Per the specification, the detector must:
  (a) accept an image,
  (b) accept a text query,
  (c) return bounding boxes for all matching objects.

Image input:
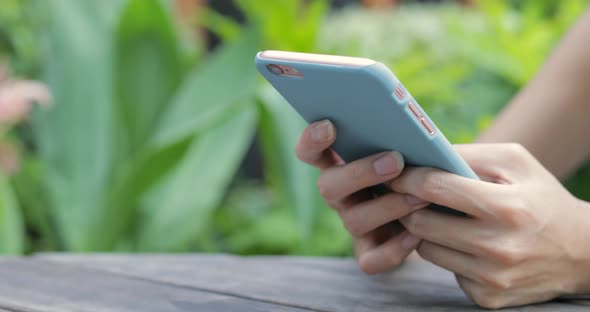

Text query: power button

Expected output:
[393,85,406,101]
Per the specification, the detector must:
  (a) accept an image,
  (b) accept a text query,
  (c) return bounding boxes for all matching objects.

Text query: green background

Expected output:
[0,0,588,255]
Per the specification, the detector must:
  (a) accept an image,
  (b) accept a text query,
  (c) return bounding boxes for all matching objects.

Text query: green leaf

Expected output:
[138,104,258,251]
[258,85,320,239]
[72,0,190,251]
[12,157,57,251]
[197,7,241,41]
[115,0,184,158]
[0,174,23,254]
[152,28,260,148]
[99,138,192,251]
[236,0,328,51]
[34,0,126,250]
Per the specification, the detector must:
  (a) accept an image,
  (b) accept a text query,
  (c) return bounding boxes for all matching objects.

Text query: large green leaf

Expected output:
[0,174,23,254]
[138,104,258,251]
[100,138,193,251]
[115,0,183,158]
[100,27,260,250]
[34,0,126,250]
[75,0,190,251]
[151,28,260,148]
[258,85,320,239]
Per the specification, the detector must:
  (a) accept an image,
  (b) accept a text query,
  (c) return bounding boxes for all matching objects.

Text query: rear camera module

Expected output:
[267,64,284,75]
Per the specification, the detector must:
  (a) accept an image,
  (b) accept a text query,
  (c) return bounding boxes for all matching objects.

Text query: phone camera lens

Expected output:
[267,64,283,75]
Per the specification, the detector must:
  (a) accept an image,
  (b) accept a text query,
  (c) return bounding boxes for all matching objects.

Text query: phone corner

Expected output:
[254,52,264,65]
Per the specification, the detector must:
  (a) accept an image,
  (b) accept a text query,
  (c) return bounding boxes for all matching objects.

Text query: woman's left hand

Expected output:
[390,143,590,309]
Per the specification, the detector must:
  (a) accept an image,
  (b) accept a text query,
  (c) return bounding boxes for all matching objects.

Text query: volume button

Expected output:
[408,101,422,118]
[420,118,436,135]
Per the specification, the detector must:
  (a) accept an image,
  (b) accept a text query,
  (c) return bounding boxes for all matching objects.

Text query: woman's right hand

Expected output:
[295,120,429,274]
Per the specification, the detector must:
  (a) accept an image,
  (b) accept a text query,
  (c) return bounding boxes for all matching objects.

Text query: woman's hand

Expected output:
[391,143,590,309]
[295,120,429,273]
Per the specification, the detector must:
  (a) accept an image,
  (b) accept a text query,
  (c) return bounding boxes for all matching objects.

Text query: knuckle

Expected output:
[402,211,424,234]
[471,293,504,310]
[358,254,378,275]
[347,161,366,181]
[459,281,504,310]
[502,246,527,266]
[317,176,333,200]
[415,241,432,260]
[478,270,513,290]
[421,171,447,199]
[341,215,365,237]
[358,246,405,275]
[353,237,370,258]
[325,199,343,211]
[388,255,404,270]
[358,257,373,275]
[504,143,529,162]
[382,247,404,269]
[498,197,540,229]
[294,141,305,162]
[482,241,526,266]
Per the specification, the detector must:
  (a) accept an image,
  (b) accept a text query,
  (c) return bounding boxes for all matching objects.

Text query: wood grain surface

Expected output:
[33,254,590,312]
[0,258,307,312]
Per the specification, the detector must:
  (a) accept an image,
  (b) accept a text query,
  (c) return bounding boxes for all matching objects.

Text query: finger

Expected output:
[340,192,429,237]
[400,209,491,255]
[455,275,513,309]
[454,143,536,183]
[353,221,403,258]
[326,189,370,211]
[358,230,421,275]
[319,151,404,202]
[390,167,509,219]
[455,275,486,306]
[418,240,487,285]
[295,120,338,169]
[329,149,346,166]
[454,144,506,177]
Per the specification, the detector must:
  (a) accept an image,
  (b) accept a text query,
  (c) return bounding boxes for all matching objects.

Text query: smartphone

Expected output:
[255,50,478,214]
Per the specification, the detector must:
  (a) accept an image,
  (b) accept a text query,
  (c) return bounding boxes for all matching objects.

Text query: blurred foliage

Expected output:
[17,0,260,252]
[0,173,23,254]
[0,0,42,76]
[0,0,587,255]
[453,0,588,87]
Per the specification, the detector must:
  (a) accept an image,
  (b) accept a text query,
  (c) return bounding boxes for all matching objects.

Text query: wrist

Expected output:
[568,198,590,295]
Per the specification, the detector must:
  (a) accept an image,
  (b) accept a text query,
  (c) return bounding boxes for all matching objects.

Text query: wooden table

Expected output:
[0,254,588,311]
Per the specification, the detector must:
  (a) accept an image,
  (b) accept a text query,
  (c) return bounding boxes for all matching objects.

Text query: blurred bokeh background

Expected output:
[0,0,588,255]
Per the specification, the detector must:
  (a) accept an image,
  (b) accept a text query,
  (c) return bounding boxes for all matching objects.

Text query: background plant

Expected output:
[14,0,262,252]
[0,0,587,255]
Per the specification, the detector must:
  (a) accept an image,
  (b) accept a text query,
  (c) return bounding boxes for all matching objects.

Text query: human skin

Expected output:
[294,9,590,309]
[478,9,590,179]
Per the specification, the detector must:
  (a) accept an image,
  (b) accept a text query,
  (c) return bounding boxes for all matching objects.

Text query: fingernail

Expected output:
[373,151,403,176]
[311,120,333,143]
[405,194,429,207]
[401,232,421,250]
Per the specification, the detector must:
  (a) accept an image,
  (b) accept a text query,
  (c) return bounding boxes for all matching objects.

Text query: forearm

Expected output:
[478,9,590,179]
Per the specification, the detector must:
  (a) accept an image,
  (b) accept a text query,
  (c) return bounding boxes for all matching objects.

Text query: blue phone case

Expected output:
[255,51,478,214]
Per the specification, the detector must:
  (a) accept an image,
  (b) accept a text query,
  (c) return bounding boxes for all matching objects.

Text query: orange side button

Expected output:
[420,118,436,135]
[393,85,406,101]
[408,101,422,118]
